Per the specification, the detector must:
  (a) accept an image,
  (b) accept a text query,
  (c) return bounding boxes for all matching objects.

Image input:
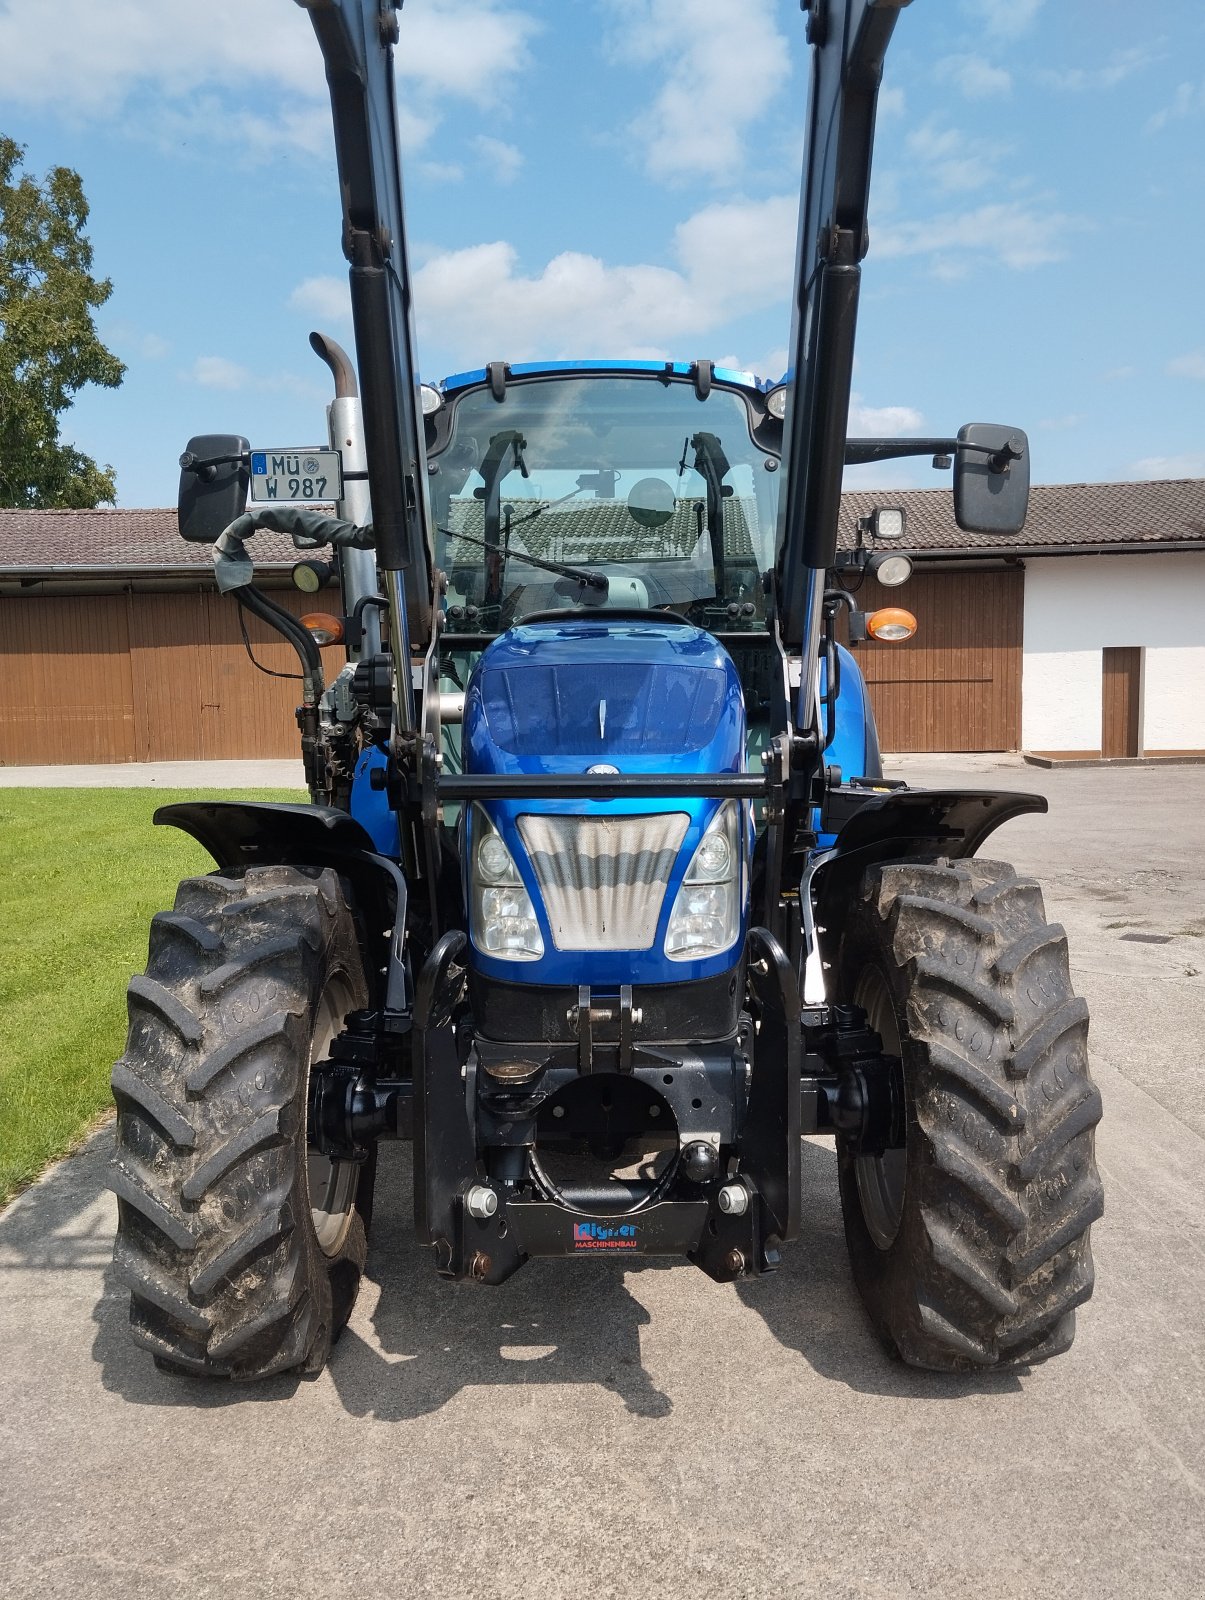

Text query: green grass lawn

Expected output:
[0,788,303,1207]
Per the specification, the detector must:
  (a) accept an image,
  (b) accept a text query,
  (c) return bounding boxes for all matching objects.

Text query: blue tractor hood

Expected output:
[463,617,745,777]
[461,617,749,988]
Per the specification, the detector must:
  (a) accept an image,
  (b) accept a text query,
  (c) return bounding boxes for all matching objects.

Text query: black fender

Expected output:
[810,788,1046,962]
[155,801,410,1017]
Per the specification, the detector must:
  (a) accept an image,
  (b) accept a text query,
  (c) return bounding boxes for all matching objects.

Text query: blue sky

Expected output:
[3,0,1204,506]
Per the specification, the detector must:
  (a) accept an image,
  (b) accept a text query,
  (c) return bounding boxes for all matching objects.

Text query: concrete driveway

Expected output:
[2,757,1202,1599]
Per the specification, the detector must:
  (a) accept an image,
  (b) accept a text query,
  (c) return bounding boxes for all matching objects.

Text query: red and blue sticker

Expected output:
[573,1221,640,1252]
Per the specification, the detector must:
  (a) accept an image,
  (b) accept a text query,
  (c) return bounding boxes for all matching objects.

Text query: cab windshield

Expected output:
[430,375,780,632]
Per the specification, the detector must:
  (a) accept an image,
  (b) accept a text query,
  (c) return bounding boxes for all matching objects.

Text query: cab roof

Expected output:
[437,359,773,397]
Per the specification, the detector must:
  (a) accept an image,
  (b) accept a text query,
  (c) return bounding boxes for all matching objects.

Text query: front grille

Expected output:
[516,813,689,951]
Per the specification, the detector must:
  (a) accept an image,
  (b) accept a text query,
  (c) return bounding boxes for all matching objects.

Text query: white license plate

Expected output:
[249,448,343,502]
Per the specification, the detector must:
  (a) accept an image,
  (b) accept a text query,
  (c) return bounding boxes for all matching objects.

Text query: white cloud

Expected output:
[904,120,1006,194]
[290,277,352,324]
[192,355,252,390]
[1167,351,1205,380]
[962,0,1044,41]
[1129,452,1205,480]
[417,160,466,185]
[1038,413,1086,431]
[0,0,536,154]
[360,194,801,364]
[105,323,170,361]
[878,87,906,119]
[1147,78,1205,133]
[604,0,791,182]
[729,347,789,384]
[413,243,691,358]
[875,200,1075,271]
[189,354,325,403]
[848,397,924,435]
[842,459,933,492]
[398,4,538,99]
[672,195,798,306]
[936,55,1012,99]
[472,136,524,185]
[1039,46,1160,93]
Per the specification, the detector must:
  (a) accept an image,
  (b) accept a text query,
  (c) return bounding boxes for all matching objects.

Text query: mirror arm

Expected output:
[178,448,250,483]
[844,437,959,465]
[844,436,1026,472]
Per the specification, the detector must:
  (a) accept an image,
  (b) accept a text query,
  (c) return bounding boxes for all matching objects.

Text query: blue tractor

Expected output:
[109,0,1102,1379]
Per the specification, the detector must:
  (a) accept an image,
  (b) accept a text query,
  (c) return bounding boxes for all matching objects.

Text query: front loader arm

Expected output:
[777,0,911,653]
[298,0,434,650]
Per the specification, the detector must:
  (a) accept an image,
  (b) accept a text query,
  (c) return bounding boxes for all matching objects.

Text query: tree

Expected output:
[0,137,125,508]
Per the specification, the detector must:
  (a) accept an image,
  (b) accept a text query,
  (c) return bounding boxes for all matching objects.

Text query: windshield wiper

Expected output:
[478,431,528,609]
[690,431,732,598]
[438,524,609,595]
[461,427,610,601]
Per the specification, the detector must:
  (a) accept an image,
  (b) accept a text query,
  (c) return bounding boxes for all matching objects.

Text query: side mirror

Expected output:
[178,434,250,543]
[953,424,1029,536]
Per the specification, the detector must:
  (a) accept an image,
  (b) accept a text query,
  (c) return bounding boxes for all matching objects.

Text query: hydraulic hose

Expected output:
[236,585,323,705]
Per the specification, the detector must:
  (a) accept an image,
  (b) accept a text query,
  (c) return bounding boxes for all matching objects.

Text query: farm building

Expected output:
[1,478,1203,764]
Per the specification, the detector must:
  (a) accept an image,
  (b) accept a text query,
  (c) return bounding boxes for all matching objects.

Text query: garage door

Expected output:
[851,566,1023,753]
[0,593,136,764]
[0,588,343,765]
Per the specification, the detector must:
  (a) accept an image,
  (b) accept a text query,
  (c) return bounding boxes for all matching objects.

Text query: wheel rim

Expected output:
[306,975,360,1256]
[853,965,907,1251]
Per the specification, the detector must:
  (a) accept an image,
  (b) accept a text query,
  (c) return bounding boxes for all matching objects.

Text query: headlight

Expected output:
[665,801,741,961]
[471,806,544,961]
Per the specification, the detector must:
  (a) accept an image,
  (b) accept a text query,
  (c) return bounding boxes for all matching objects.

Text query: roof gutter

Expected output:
[907,540,1205,562]
[0,563,292,580]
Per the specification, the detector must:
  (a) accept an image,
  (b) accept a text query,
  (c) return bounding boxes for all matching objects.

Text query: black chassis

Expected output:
[157,783,1044,1285]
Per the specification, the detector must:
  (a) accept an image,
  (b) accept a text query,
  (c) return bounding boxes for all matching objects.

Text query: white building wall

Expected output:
[1143,648,1205,749]
[1022,553,1205,752]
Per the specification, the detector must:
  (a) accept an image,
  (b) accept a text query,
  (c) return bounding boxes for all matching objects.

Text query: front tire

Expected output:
[836,858,1104,1371]
[109,864,372,1379]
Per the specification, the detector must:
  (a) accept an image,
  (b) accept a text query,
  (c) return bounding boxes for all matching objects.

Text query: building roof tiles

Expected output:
[2,477,1202,573]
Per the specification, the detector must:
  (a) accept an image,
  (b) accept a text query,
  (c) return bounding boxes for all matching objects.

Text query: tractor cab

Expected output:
[425,364,780,1015]
[426,362,782,633]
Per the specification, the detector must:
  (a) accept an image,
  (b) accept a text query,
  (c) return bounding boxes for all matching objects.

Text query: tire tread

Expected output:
[837,855,1103,1372]
[109,866,369,1381]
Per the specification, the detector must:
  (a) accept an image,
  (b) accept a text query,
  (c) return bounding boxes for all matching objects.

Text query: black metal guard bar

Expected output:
[437,632,781,651]
[438,773,769,800]
[777,0,908,641]
[301,0,435,647]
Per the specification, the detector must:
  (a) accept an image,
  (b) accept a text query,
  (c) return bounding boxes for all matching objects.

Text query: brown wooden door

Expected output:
[0,594,136,764]
[849,567,1023,752]
[1102,647,1142,758]
[1,587,344,765]
[133,588,344,760]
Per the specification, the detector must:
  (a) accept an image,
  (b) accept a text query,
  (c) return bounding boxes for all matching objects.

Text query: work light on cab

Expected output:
[866,552,913,587]
[765,385,789,420]
[292,558,334,594]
